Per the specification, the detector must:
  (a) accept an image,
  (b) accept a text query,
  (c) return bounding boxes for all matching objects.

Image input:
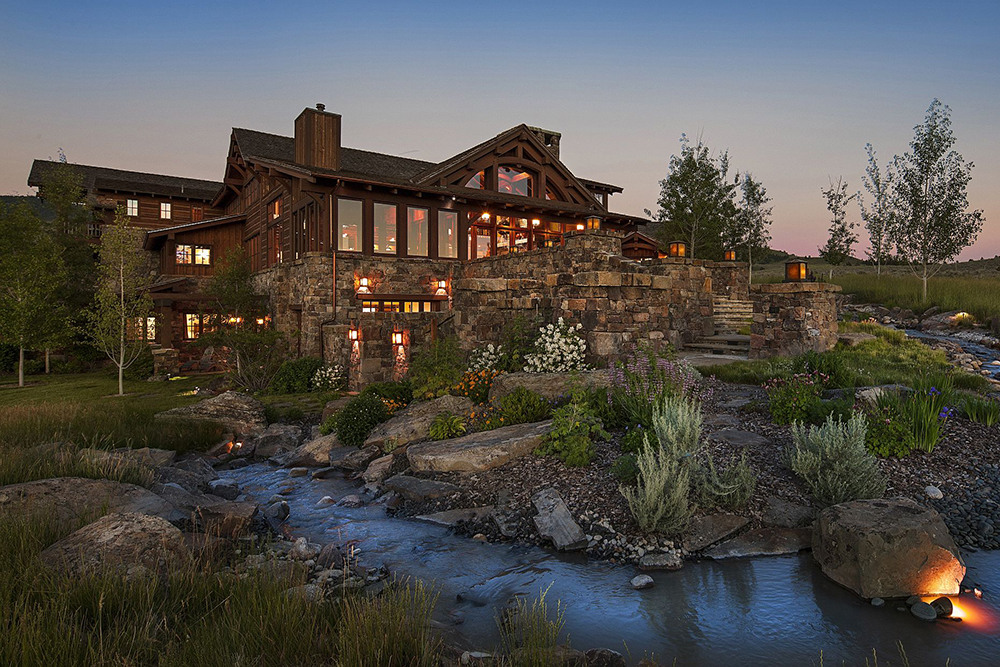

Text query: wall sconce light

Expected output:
[435,280,448,296]
[784,259,809,282]
[668,241,687,258]
[391,329,404,346]
[481,212,490,220]
[724,250,736,261]
[576,223,585,231]
[585,215,602,230]
[531,219,541,227]
[348,325,359,341]
[357,277,371,294]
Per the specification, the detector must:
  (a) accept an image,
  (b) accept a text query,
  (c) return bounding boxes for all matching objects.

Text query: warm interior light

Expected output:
[481,212,490,220]
[435,280,447,296]
[576,223,585,231]
[724,250,736,261]
[669,241,687,258]
[531,219,540,227]
[785,261,808,282]
[348,327,359,341]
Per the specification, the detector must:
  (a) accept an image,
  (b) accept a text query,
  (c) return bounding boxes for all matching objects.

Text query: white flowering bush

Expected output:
[469,343,504,372]
[523,318,588,373]
[312,363,348,391]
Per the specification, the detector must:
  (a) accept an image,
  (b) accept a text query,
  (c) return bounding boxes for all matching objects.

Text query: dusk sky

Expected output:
[2,0,997,259]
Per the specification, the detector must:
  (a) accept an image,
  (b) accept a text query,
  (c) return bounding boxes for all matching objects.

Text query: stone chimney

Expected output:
[295,105,341,170]
[528,126,561,160]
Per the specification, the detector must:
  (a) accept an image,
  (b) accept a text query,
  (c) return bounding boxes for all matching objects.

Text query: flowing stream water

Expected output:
[227,465,1000,666]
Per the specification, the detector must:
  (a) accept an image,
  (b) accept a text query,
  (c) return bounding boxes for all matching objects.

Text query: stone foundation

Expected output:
[749,282,841,358]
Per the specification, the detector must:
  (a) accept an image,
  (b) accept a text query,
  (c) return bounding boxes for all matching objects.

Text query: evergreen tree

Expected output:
[0,203,68,386]
[858,144,897,277]
[818,177,858,277]
[86,206,154,396]
[646,134,738,259]
[723,173,772,284]
[890,100,984,301]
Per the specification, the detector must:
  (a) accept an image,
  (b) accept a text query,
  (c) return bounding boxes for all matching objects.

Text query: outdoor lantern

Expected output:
[391,329,404,346]
[668,241,687,258]
[585,215,602,230]
[785,259,809,282]
[435,280,448,296]
[576,223,585,231]
[724,250,736,261]
[348,326,359,341]
[357,277,371,294]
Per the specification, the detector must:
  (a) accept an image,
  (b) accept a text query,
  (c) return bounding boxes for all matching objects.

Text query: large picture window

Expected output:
[438,210,458,258]
[185,314,201,339]
[374,203,397,255]
[498,167,532,197]
[337,198,362,251]
[407,207,428,257]
[469,225,491,259]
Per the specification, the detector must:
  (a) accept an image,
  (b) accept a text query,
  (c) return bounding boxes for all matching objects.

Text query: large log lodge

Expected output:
[29,106,743,382]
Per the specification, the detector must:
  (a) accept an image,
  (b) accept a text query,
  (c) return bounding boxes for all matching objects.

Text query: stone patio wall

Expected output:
[749,282,842,358]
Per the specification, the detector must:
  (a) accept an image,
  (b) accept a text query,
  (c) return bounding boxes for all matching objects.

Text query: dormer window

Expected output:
[498,167,532,197]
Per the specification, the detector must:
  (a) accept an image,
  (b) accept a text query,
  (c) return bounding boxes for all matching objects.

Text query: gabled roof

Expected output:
[28,160,222,201]
[143,213,246,250]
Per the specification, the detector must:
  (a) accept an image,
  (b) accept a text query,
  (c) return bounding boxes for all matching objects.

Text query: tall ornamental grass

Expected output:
[833,273,1000,323]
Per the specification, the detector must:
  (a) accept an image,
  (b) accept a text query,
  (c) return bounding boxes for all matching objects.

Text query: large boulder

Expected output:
[335,445,383,471]
[279,433,340,467]
[244,423,304,459]
[196,501,258,538]
[40,512,189,578]
[155,391,267,437]
[0,477,174,529]
[812,498,966,598]
[365,395,474,450]
[488,371,609,404]
[407,421,552,473]
[532,488,586,551]
[383,475,460,502]
[682,514,750,552]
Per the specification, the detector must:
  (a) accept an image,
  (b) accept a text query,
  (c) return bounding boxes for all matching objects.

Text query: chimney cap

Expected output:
[316,103,326,111]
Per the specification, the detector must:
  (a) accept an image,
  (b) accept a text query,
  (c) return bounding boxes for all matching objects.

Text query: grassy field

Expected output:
[0,372,225,453]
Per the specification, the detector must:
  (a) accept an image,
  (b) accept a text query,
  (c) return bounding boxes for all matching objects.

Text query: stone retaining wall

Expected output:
[749,282,841,358]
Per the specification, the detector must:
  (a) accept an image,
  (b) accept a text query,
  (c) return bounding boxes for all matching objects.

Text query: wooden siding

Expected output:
[159,222,245,276]
[97,192,223,231]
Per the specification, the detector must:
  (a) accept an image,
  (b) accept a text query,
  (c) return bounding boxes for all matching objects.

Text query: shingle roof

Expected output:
[28,160,222,201]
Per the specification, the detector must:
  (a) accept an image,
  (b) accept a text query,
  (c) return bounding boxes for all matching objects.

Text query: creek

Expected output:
[226,464,1000,666]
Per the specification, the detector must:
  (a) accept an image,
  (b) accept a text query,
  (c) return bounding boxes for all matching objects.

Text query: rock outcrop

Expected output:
[281,433,341,467]
[0,477,174,529]
[812,498,966,598]
[407,420,552,473]
[365,395,474,450]
[155,391,267,436]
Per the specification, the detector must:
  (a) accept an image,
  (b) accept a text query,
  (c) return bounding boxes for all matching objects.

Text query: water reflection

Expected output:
[228,465,1000,666]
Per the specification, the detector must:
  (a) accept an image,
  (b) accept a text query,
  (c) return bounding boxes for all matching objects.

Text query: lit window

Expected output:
[337,198,363,252]
[407,207,428,257]
[176,244,192,265]
[465,170,485,189]
[498,167,532,197]
[469,225,492,259]
[192,207,203,222]
[374,203,397,255]
[514,230,529,251]
[185,314,200,339]
[269,198,281,220]
[272,226,283,264]
[438,210,458,258]
[194,246,211,265]
[160,202,172,219]
[497,229,511,255]
[146,316,157,341]
[127,199,139,217]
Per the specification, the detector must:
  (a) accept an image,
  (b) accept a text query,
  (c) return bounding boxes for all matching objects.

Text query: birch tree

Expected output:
[723,173,772,283]
[891,100,984,301]
[818,177,858,278]
[858,144,896,277]
[86,206,154,396]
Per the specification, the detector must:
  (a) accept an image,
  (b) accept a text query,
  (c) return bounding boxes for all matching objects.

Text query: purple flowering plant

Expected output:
[607,344,714,427]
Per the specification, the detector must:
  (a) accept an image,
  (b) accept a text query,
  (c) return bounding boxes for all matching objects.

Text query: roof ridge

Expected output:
[30,159,222,187]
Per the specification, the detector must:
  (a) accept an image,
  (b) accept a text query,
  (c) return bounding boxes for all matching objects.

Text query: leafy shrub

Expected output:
[264,404,305,424]
[764,371,828,425]
[498,314,544,372]
[619,425,651,455]
[863,392,915,457]
[805,396,856,426]
[786,414,886,506]
[651,394,703,456]
[523,318,588,373]
[123,345,154,380]
[498,387,552,426]
[611,453,640,485]
[468,343,504,372]
[620,443,693,536]
[695,453,756,511]
[321,392,390,447]
[311,363,347,391]
[793,350,851,388]
[429,412,467,440]
[608,344,712,427]
[269,356,324,394]
[535,395,608,467]
[467,404,506,431]
[361,380,413,406]
[961,395,1000,426]
[408,337,465,399]
[452,369,501,404]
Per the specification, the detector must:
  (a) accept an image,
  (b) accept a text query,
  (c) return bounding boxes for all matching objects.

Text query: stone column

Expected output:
[749,282,841,359]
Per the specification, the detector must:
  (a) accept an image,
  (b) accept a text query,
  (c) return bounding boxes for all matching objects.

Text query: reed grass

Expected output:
[833,273,1000,323]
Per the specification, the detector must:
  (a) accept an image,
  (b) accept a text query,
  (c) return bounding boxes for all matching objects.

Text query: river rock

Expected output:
[407,420,552,473]
[682,513,750,552]
[0,477,174,529]
[630,574,654,590]
[264,500,290,523]
[584,648,627,667]
[532,488,587,551]
[416,506,495,527]
[930,596,954,618]
[336,445,383,471]
[383,475,460,502]
[855,385,911,406]
[812,498,966,598]
[361,454,395,485]
[488,370,609,404]
[40,512,188,578]
[762,496,815,529]
[707,429,770,448]
[638,552,683,570]
[703,527,812,559]
[207,478,240,500]
[925,485,944,500]
[910,601,938,622]
[153,465,213,494]
[703,414,741,428]
[282,433,341,467]
[155,391,267,437]
[152,483,223,516]
[365,395,474,451]
[246,423,304,459]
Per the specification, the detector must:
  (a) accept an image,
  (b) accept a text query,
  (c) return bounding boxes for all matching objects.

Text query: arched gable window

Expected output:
[498,166,533,197]
[464,170,485,189]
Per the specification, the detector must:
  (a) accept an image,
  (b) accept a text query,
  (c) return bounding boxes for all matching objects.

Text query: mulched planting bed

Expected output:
[387,381,1000,561]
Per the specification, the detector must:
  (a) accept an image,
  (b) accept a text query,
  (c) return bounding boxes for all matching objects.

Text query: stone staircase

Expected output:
[685,297,753,356]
